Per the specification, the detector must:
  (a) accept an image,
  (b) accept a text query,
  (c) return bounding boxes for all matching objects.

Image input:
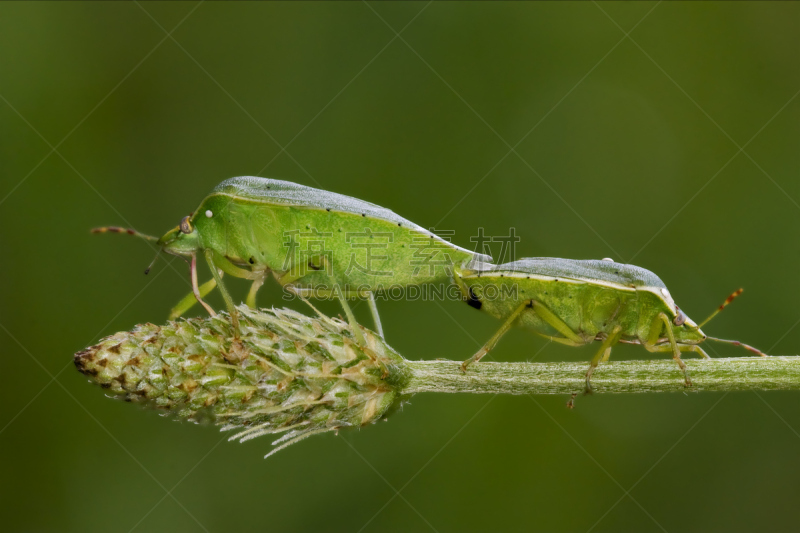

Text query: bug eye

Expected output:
[179,216,193,234]
[673,307,686,326]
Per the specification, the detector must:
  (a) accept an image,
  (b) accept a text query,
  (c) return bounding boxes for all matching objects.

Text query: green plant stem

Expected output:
[403,357,800,395]
[76,307,800,457]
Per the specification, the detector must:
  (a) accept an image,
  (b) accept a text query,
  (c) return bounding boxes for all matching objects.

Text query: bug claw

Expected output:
[567,392,578,409]
[583,365,597,395]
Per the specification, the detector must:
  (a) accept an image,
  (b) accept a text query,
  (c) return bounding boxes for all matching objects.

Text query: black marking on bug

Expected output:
[467,288,482,310]
[361,213,366,217]
[248,257,255,265]
[326,208,331,212]
[308,261,322,271]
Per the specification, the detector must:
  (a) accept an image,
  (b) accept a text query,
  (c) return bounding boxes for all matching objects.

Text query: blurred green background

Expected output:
[2,2,800,531]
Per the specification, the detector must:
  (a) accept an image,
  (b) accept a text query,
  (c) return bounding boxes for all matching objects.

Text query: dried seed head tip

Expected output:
[74,306,410,457]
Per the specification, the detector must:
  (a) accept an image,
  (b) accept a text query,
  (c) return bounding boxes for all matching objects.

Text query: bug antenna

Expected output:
[144,251,160,275]
[91,226,159,242]
[696,288,744,329]
[705,336,767,357]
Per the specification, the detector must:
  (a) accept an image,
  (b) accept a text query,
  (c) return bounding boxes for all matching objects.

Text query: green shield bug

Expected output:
[93,176,490,342]
[454,257,766,390]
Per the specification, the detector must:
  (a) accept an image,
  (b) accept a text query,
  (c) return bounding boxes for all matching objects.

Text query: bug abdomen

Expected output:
[581,286,639,339]
[276,208,476,290]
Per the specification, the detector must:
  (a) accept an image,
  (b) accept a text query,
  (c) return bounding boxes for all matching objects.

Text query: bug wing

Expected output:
[214,177,491,263]
[489,258,667,289]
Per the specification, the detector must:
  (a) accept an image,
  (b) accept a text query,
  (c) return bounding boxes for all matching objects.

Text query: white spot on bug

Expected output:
[205,210,213,218]
[602,258,613,262]
[661,288,671,299]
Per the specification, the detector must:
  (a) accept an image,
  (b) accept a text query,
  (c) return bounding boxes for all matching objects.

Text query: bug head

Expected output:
[672,306,706,344]
[92,216,202,274]
[157,215,201,257]
[654,287,706,343]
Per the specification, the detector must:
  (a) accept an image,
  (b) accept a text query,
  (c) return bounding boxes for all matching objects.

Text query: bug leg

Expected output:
[689,345,711,359]
[600,346,613,363]
[644,312,691,387]
[314,255,375,347]
[333,286,389,377]
[645,344,709,379]
[529,301,585,344]
[334,284,367,346]
[462,299,585,372]
[461,301,530,372]
[204,249,240,338]
[206,248,262,280]
[276,269,304,286]
[366,292,384,338]
[294,293,340,328]
[584,326,623,394]
[170,277,218,320]
[661,312,690,386]
[176,249,263,318]
[246,277,266,309]
[566,392,578,409]
[681,345,710,359]
[277,256,378,349]
[541,335,585,347]
[191,254,217,317]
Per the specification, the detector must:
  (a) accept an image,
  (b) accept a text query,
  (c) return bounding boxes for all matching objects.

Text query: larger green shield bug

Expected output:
[454,257,766,391]
[93,176,490,342]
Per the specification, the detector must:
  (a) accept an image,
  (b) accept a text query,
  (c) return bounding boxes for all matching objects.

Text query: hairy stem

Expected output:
[404,357,800,395]
[76,306,800,457]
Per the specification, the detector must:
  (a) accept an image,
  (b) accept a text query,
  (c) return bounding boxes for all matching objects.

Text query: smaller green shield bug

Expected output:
[93,177,490,343]
[454,257,766,390]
